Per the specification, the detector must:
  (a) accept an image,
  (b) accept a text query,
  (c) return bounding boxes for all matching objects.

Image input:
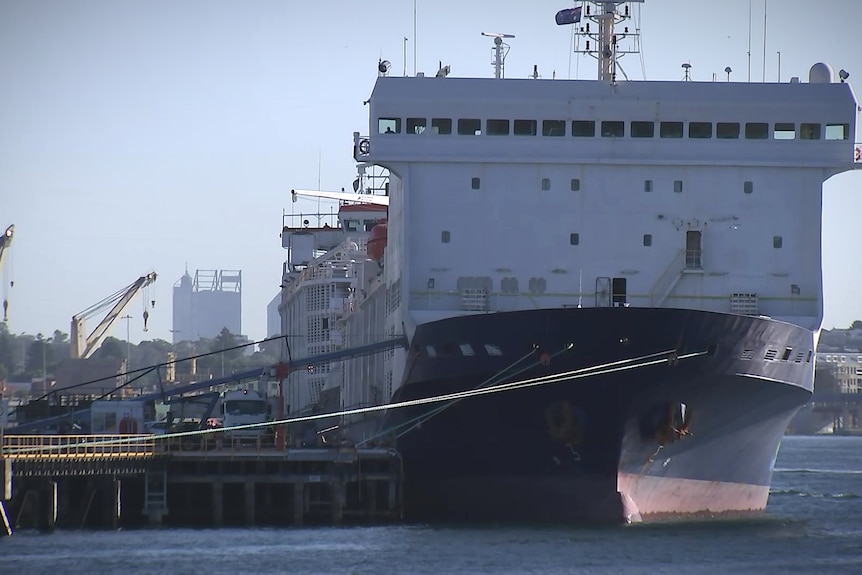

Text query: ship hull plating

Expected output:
[382,307,813,523]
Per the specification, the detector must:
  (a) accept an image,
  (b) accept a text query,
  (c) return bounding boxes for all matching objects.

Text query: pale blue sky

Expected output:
[1,0,860,346]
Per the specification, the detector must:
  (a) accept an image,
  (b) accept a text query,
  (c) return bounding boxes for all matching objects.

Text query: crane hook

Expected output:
[143,309,149,332]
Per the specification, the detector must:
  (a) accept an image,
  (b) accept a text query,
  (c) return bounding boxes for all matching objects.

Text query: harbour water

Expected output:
[2,435,861,574]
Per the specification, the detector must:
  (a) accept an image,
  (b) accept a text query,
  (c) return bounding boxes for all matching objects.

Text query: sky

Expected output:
[1,0,860,346]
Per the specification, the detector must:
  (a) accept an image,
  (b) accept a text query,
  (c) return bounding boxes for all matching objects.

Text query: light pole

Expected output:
[41,336,50,391]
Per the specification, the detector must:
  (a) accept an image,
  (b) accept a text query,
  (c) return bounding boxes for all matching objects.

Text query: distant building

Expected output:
[816,352,862,394]
[267,292,281,338]
[172,269,242,343]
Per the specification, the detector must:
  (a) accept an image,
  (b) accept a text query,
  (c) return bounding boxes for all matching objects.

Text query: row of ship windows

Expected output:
[378,118,851,141]
[440,230,783,248]
[822,355,862,364]
[470,177,758,193]
[421,343,818,362]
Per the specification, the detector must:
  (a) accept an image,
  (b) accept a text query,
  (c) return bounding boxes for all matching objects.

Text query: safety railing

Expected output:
[2,434,156,460]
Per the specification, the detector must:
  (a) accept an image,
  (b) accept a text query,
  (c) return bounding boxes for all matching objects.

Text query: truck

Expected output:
[221,389,271,442]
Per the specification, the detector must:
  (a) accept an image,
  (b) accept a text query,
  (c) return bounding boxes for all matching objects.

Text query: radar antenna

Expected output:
[572,1,644,83]
[481,32,514,79]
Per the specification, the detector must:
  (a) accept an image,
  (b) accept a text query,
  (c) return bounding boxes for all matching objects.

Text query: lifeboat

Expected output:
[367,220,388,261]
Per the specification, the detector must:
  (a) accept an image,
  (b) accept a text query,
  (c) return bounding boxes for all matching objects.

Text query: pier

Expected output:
[0,434,403,535]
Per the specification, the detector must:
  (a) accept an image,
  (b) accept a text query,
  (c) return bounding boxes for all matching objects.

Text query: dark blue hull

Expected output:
[382,307,813,522]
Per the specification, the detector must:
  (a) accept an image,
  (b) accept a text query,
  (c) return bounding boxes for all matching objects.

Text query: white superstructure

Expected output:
[281,1,860,423]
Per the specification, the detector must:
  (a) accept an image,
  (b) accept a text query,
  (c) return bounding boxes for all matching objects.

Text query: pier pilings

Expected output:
[1,436,402,531]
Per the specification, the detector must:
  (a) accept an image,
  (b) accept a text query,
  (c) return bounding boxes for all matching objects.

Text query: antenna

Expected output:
[682,62,692,82]
[571,1,644,83]
[378,59,391,77]
[762,0,767,82]
[481,32,514,79]
[747,0,752,82]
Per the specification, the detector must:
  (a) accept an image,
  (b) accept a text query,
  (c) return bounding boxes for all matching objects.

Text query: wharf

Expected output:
[0,434,403,534]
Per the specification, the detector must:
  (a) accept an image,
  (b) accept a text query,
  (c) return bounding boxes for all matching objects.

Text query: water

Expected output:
[2,435,861,574]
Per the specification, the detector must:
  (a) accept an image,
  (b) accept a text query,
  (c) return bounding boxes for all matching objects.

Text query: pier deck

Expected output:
[1,434,403,534]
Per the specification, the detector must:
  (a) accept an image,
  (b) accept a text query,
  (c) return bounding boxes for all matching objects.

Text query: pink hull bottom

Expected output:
[618,472,770,522]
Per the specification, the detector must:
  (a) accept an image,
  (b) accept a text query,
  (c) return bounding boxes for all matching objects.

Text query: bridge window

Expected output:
[541,178,551,191]
[378,118,401,134]
[431,118,452,134]
[689,122,713,139]
[601,121,625,137]
[441,230,451,243]
[660,122,684,138]
[471,177,480,189]
[458,118,482,135]
[773,235,783,248]
[571,178,581,191]
[800,123,821,140]
[774,123,796,140]
[717,122,740,139]
[543,120,566,136]
[631,121,655,138]
[644,179,653,192]
[514,119,537,136]
[407,118,427,134]
[674,180,683,193]
[570,233,580,245]
[572,120,595,137]
[745,122,769,139]
[643,234,652,246]
[487,119,510,135]
[744,181,754,194]
[826,123,849,140]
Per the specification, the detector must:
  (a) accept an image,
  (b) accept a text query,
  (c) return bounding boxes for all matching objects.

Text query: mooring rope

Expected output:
[356,344,556,447]
[4,348,708,455]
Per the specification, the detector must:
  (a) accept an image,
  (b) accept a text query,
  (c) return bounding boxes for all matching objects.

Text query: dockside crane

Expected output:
[71,272,157,359]
[0,225,13,321]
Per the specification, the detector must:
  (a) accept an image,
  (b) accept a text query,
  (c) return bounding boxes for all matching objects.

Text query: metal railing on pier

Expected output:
[2,434,156,460]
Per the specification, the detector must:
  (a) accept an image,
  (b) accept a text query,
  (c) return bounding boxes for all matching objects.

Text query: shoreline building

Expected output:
[172,269,242,343]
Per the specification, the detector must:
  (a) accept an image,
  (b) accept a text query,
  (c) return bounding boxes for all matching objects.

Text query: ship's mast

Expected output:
[481,32,515,79]
[573,1,643,83]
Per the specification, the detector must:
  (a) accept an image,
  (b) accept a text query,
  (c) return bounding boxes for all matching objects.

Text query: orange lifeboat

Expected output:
[367,220,388,261]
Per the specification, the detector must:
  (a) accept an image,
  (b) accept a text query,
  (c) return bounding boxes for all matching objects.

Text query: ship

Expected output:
[278,1,861,522]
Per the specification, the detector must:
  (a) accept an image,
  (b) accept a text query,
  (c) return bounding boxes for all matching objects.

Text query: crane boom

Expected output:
[291,189,389,206]
[0,225,13,274]
[0,225,13,322]
[71,272,157,359]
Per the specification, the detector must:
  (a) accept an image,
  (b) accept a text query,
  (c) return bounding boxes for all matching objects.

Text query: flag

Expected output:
[555,6,582,25]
